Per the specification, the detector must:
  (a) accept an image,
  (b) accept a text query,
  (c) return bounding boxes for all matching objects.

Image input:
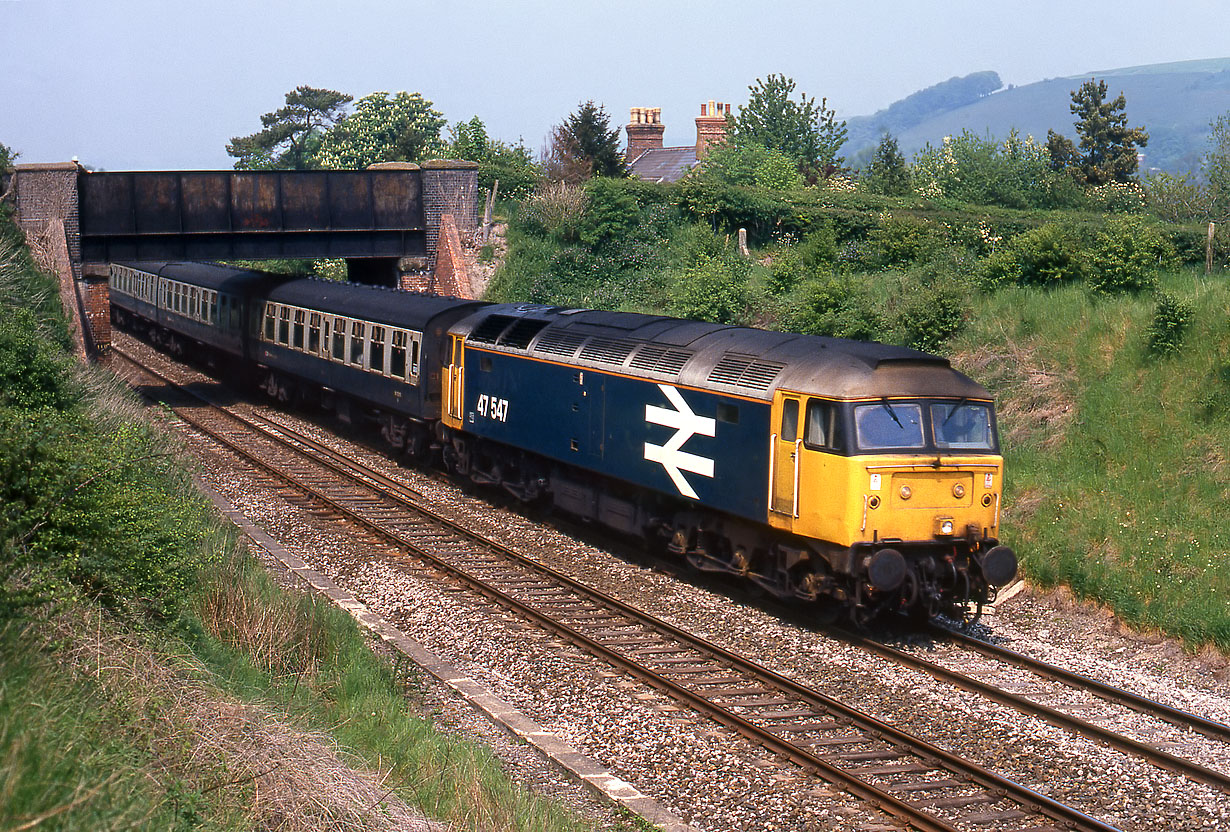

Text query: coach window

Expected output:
[781,398,799,443]
[278,306,291,345]
[190,288,199,319]
[390,330,407,379]
[263,303,276,340]
[293,309,306,350]
[308,313,321,353]
[332,317,347,361]
[349,320,365,366]
[370,325,386,373]
[410,336,421,379]
[804,399,844,452]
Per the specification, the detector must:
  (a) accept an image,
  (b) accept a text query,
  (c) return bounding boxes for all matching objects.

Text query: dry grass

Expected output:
[55,606,451,832]
[952,339,1074,451]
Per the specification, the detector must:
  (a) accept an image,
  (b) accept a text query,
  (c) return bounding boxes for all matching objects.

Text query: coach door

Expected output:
[770,393,802,522]
[444,334,464,425]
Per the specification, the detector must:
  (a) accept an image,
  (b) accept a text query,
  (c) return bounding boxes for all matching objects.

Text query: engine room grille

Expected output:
[708,353,785,390]
[628,344,693,375]
[533,329,588,358]
[468,314,515,344]
[498,318,550,350]
[579,337,637,365]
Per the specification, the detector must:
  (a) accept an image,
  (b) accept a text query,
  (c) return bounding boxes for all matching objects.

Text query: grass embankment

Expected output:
[0,218,617,829]
[955,269,1230,649]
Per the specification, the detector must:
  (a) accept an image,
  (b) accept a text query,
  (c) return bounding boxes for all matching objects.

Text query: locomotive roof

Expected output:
[453,304,990,401]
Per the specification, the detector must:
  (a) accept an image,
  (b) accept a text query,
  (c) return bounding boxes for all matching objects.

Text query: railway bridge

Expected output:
[10,160,480,356]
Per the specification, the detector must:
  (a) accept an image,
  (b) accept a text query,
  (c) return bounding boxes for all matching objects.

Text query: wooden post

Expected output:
[1208,222,1216,274]
[482,179,499,244]
[737,227,750,257]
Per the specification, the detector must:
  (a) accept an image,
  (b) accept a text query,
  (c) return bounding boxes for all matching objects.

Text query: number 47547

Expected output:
[476,393,509,422]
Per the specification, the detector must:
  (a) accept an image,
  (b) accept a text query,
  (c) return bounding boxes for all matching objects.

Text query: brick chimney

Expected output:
[625,107,665,160]
[695,100,730,159]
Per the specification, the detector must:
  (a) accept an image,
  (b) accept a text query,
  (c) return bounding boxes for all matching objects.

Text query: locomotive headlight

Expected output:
[952,483,966,499]
[934,516,955,536]
[900,485,912,500]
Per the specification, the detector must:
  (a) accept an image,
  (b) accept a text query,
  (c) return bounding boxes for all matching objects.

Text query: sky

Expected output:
[2,0,1229,170]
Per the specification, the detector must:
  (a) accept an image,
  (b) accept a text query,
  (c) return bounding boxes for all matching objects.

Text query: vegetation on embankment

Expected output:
[487,176,1230,651]
[0,216,617,830]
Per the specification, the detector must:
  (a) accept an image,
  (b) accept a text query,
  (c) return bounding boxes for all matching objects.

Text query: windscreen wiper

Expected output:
[942,397,968,426]
[880,397,904,429]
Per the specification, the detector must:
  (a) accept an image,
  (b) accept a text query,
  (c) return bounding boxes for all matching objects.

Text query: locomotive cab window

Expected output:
[804,399,844,452]
[932,402,995,451]
[781,398,799,442]
[854,401,924,451]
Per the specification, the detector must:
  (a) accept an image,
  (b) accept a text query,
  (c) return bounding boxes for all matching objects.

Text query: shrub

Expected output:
[577,177,640,248]
[862,214,943,269]
[517,181,587,241]
[980,222,1085,288]
[1086,215,1177,295]
[787,274,885,340]
[668,254,751,325]
[1145,291,1194,356]
[894,276,970,353]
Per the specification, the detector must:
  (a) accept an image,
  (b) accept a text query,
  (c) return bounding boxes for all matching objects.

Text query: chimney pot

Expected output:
[626,105,666,160]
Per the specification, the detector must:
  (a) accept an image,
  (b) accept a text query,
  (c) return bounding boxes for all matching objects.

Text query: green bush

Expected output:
[894,276,970,353]
[667,254,752,325]
[981,222,1085,288]
[787,274,885,340]
[767,224,837,295]
[1086,215,1177,294]
[861,214,944,269]
[1145,291,1194,356]
[577,177,640,248]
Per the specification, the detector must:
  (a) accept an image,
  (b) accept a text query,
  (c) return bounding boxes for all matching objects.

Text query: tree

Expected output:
[543,101,626,183]
[733,74,848,180]
[1206,112,1230,221]
[864,133,910,196]
[1045,78,1148,186]
[448,116,541,199]
[227,86,352,170]
[314,91,447,169]
[696,141,803,190]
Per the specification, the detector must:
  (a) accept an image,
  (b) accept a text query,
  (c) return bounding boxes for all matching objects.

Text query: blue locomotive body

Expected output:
[460,345,771,523]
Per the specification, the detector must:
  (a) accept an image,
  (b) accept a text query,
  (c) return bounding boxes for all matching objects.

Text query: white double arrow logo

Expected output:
[644,384,716,500]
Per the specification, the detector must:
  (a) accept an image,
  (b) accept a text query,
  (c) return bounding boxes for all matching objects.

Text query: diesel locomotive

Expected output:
[109,260,1017,623]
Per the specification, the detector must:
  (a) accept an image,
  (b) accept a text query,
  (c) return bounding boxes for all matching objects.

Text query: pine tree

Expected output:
[1045,78,1148,186]
[865,133,911,196]
[227,86,352,170]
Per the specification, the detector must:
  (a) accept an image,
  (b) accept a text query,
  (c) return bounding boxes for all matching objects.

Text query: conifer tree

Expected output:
[1045,78,1148,186]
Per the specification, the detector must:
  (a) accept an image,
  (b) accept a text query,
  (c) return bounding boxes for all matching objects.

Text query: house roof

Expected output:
[628,146,698,183]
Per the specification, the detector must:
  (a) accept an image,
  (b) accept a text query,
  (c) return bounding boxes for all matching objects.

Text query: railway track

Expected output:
[111,341,1225,831]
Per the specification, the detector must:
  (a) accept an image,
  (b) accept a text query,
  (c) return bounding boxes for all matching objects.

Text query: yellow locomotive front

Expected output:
[767,380,1016,622]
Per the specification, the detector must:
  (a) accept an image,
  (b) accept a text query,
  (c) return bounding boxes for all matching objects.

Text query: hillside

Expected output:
[845,57,1230,174]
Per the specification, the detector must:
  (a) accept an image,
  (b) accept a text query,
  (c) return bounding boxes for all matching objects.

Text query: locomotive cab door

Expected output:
[770,394,802,525]
[443,334,464,427]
